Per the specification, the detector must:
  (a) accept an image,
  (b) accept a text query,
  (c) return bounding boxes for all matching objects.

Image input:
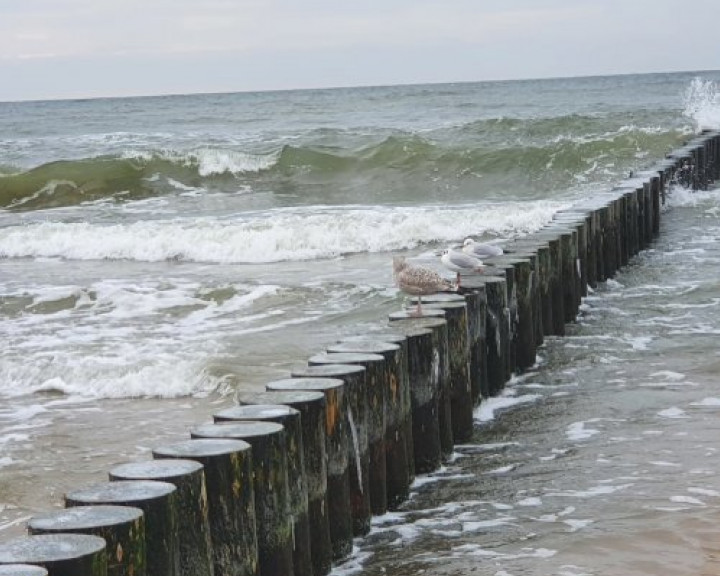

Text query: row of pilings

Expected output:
[0,130,718,576]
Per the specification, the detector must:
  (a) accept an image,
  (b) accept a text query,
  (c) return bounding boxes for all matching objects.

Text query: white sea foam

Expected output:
[0,280,281,399]
[683,77,720,131]
[690,397,720,407]
[474,391,542,423]
[657,407,688,419]
[566,421,600,441]
[0,201,566,263]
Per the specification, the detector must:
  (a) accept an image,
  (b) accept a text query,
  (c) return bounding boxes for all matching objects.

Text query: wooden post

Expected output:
[236,391,332,576]
[288,363,369,537]
[209,408,309,576]
[306,352,387,517]
[385,325,441,473]
[341,331,415,484]
[456,287,487,405]
[28,506,145,576]
[388,314,453,459]
[108,461,213,576]
[190,422,293,576]
[457,276,508,396]
[325,341,410,511]
[0,534,107,576]
[153,439,258,576]
[65,481,178,576]
[264,378,352,562]
[486,256,535,371]
[406,299,472,444]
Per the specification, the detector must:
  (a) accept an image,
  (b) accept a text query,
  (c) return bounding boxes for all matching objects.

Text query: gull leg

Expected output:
[412,295,423,317]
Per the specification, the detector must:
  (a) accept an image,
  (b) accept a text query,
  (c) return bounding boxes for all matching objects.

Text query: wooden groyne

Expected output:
[1,131,718,576]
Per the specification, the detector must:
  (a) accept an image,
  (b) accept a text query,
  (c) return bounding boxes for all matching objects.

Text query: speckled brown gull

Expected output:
[393,255,454,315]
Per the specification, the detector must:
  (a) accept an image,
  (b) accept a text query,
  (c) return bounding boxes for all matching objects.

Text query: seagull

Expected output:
[393,256,454,315]
[440,248,484,286]
[462,238,504,259]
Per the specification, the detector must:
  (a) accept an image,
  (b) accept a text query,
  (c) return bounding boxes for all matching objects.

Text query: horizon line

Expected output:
[2,67,718,106]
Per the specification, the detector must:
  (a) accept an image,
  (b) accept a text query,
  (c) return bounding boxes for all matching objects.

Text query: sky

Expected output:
[2,0,720,102]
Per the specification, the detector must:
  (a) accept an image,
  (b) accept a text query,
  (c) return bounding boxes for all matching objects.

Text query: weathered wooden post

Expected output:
[190,422,293,576]
[486,256,535,371]
[388,308,453,457]
[412,299,472,443]
[481,263,517,378]
[0,566,47,576]
[109,460,213,576]
[0,535,107,576]
[385,325,440,473]
[109,460,214,576]
[457,275,508,396]
[264,378,352,562]
[388,313,452,460]
[306,352,388,517]
[456,285,487,405]
[210,407,309,576]
[65,481,178,576]
[506,241,550,342]
[341,331,415,483]
[289,363,369,536]
[28,506,145,576]
[528,234,564,335]
[236,390,332,576]
[324,341,410,510]
[153,439,258,576]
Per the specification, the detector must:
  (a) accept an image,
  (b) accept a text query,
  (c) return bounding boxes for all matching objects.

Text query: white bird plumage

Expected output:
[393,256,454,315]
[440,248,484,286]
[462,238,504,259]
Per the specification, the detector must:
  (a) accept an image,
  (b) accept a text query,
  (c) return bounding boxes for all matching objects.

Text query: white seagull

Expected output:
[462,238,504,259]
[393,256,454,315]
[440,248,484,286]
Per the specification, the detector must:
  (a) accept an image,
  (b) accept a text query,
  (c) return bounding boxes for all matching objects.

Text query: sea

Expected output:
[3,71,720,575]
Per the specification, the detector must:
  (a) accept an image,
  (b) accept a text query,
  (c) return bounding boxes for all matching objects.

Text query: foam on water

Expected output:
[0,201,565,263]
[683,77,720,131]
[0,280,280,398]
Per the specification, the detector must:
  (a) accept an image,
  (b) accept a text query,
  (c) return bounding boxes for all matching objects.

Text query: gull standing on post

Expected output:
[440,248,484,287]
[462,238,504,259]
[393,256,454,315]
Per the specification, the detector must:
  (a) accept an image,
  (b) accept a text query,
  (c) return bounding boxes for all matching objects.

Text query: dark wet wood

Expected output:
[29,506,145,576]
[0,534,107,576]
[290,363,370,537]
[109,460,213,576]
[264,378,352,563]
[236,390,332,576]
[153,439,258,576]
[189,422,293,576]
[65,480,178,576]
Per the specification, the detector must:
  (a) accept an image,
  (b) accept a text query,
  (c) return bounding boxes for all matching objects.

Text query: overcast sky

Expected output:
[2,0,720,102]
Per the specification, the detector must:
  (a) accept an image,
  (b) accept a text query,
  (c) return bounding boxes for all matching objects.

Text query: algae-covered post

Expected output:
[210,407,310,576]
[190,421,293,576]
[389,309,455,458]
[290,363,370,536]
[237,390,333,576]
[28,506,145,576]
[153,439,259,576]
[65,480,178,576]
[325,340,411,510]
[264,378,353,562]
[108,460,213,576]
[0,534,107,576]
[306,352,389,517]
